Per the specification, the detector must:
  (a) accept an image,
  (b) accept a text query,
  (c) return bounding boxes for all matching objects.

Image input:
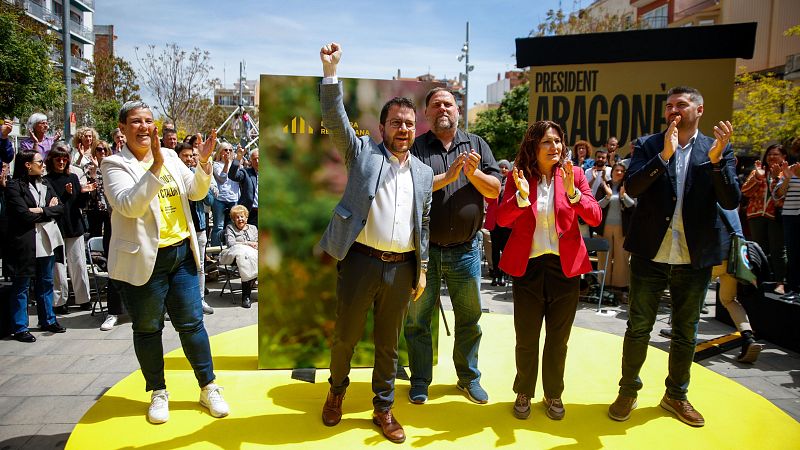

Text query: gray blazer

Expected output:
[319,82,433,285]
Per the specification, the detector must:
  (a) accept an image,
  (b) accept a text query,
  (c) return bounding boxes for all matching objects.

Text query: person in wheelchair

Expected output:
[219,205,258,308]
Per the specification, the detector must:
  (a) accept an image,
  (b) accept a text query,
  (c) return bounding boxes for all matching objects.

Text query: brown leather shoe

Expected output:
[608,394,637,421]
[372,409,406,443]
[321,390,345,426]
[660,395,705,427]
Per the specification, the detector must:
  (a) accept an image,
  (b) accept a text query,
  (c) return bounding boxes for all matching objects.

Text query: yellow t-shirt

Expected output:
[141,161,191,247]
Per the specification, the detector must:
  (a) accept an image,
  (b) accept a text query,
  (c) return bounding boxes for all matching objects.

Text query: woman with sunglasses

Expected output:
[45,143,96,313]
[4,150,66,342]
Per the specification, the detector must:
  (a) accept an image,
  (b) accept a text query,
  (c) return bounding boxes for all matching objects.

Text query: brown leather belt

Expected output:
[350,241,414,263]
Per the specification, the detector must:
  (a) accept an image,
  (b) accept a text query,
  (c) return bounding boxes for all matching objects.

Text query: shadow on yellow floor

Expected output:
[67,312,800,449]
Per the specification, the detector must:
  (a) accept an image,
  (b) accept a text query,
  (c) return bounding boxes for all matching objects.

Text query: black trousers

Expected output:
[490,226,511,275]
[328,249,415,411]
[512,254,579,399]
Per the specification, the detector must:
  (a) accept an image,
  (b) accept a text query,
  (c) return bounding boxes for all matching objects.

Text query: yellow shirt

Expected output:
[141,161,191,247]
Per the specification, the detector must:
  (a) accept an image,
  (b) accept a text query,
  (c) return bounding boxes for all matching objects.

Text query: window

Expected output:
[642,4,668,29]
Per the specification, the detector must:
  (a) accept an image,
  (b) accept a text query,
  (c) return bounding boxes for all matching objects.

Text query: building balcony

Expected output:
[50,49,91,74]
[69,19,94,44]
[71,0,94,12]
[20,0,63,27]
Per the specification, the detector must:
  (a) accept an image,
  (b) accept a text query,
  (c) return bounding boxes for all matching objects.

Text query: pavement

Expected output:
[0,271,798,449]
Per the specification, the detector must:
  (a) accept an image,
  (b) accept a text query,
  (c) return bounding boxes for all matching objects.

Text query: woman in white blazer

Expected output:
[101,101,229,425]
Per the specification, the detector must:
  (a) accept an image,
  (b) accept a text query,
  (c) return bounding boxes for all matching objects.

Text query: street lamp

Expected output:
[458,22,474,132]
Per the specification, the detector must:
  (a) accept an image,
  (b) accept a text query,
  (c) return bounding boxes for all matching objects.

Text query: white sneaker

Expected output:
[100,315,118,331]
[200,383,229,418]
[148,389,169,424]
[201,300,214,315]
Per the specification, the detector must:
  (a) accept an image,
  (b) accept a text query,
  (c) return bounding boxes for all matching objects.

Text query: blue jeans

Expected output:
[404,236,483,388]
[619,254,711,400]
[114,239,215,392]
[11,255,56,333]
[210,199,236,246]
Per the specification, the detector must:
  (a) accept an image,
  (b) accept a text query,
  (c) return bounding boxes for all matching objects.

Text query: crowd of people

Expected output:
[0,110,261,340]
[0,42,798,440]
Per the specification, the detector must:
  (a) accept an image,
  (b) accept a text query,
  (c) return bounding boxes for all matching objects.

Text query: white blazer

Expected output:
[101,145,212,286]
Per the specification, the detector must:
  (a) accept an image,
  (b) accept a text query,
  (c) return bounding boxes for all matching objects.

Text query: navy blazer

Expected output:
[623,130,740,269]
[318,82,433,286]
[228,159,257,210]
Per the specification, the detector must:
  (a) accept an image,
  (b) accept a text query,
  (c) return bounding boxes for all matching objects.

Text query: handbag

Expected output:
[727,234,757,286]
[718,206,757,286]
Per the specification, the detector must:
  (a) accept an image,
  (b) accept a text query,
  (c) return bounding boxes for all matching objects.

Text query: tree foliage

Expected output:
[0,5,64,119]
[471,83,530,162]
[732,71,800,151]
[134,43,217,131]
[532,8,644,37]
[92,55,140,104]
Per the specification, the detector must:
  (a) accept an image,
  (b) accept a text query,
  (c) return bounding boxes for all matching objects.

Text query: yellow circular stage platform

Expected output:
[67,312,800,449]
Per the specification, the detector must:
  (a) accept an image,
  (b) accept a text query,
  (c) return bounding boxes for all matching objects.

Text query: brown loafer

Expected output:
[608,394,637,421]
[321,390,345,426]
[660,395,705,427]
[372,409,405,443]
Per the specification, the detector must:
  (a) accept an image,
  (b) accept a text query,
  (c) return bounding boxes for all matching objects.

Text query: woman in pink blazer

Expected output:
[497,120,601,421]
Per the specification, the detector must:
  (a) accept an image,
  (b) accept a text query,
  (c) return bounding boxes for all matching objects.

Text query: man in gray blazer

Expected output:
[318,42,433,444]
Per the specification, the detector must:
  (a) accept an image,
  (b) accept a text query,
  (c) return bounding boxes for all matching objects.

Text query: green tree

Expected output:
[92,55,140,104]
[471,83,530,162]
[731,71,800,151]
[0,5,64,119]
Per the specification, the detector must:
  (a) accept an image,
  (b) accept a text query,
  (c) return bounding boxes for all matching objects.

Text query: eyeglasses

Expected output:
[95,147,107,153]
[32,160,44,166]
[387,120,415,130]
[54,157,70,163]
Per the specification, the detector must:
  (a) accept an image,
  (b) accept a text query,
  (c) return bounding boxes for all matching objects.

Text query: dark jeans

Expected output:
[211,199,236,246]
[512,254,579,399]
[619,255,711,400]
[404,236,483,389]
[328,249,414,411]
[784,215,800,292]
[748,216,786,282]
[490,226,511,277]
[113,239,214,392]
[11,255,56,333]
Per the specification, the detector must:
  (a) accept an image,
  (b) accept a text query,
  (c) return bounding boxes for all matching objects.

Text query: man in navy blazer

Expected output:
[228,148,258,225]
[317,43,433,444]
[609,86,740,427]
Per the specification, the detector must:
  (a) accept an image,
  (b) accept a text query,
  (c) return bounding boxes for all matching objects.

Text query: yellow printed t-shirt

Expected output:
[141,161,191,247]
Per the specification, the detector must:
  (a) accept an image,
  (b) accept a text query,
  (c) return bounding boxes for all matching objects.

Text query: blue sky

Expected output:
[95,0,568,107]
